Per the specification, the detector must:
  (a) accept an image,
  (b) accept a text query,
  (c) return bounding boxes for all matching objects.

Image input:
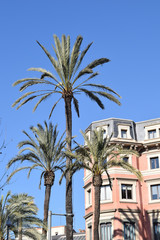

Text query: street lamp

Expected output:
[48,211,74,240]
[6,216,12,240]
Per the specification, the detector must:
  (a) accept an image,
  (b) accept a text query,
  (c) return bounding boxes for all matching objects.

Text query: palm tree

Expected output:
[61,129,142,240]
[7,193,43,240]
[0,191,11,240]
[12,34,121,240]
[7,122,65,239]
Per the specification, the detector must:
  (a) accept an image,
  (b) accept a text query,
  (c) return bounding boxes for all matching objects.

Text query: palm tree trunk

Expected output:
[64,96,73,240]
[43,184,52,238]
[18,218,22,240]
[93,175,102,240]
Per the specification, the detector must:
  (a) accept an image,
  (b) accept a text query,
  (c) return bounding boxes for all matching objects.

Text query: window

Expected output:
[124,222,135,240]
[151,184,160,200]
[148,129,156,139]
[150,157,159,169]
[121,129,127,138]
[96,126,108,139]
[88,226,92,240]
[101,185,111,201]
[87,189,91,206]
[123,157,129,163]
[121,184,132,199]
[100,223,112,240]
[154,222,160,240]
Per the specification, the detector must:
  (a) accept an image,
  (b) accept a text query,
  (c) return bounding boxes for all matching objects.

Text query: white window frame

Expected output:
[117,125,132,139]
[121,154,132,165]
[146,178,160,203]
[144,124,160,140]
[118,179,137,202]
[100,185,112,203]
[86,186,92,208]
[147,152,160,171]
[96,125,109,139]
[100,179,112,203]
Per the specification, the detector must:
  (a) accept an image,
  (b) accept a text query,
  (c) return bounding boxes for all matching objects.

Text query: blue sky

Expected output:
[0,0,160,231]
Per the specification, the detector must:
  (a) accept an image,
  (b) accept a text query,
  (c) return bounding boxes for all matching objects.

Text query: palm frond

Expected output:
[93,91,121,106]
[28,67,59,82]
[69,35,83,80]
[86,58,110,69]
[33,92,53,112]
[73,42,93,77]
[49,97,62,119]
[73,96,80,117]
[79,88,104,109]
[82,83,121,98]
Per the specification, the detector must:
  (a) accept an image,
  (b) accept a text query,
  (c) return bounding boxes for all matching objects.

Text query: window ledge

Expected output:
[149,200,160,204]
[119,200,138,203]
[85,205,92,210]
[100,200,113,204]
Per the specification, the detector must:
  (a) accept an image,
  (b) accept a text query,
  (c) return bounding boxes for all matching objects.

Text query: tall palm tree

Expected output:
[7,193,43,240]
[61,129,142,240]
[12,34,121,240]
[7,122,65,239]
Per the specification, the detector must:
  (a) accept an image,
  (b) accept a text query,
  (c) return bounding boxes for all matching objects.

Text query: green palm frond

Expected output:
[69,35,83,80]
[49,97,62,119]
[7,122,65,187]
[86,58,110,69]
[73,42,93,77]
[82,83,121,98]
[73,96,80,117]
[28,67,59,82]
[92,91,121,105]
[12,35,121,117]
[63,129,142,186]
[79,88,104,109]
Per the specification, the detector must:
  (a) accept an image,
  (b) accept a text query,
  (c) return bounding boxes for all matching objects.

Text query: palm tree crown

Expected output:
[7,121,65,187]
[7,193,43,240]
[12,35,121,118]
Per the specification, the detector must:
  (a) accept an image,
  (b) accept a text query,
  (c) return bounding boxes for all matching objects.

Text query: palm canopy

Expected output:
[12,34,121,118]
[7,193,43,240]
[7,121,65,188]
[61,129,142,185]
[0,192,43,240]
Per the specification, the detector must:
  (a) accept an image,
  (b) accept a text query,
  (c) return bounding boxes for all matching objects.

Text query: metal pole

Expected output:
[48,211,52,240]
[48,211,74,240]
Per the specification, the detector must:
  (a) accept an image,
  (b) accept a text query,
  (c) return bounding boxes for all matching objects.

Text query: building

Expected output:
[19,226,85,240]
[84,118,160,240]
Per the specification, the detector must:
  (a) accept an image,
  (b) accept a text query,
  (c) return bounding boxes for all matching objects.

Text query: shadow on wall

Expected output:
[113,206,159,240]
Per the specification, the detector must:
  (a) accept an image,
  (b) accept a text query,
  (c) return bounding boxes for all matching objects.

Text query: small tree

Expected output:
[61,129,142,240]
[7,122,65,239]
[7,193,43,240]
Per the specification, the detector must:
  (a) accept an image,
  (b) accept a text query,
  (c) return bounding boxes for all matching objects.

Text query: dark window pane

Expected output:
[124,222,135,240]
[121,184,132,200]
[100,223,112,240]
[123,157,129,163]
[121,130,127,138]
[150,157,159,169]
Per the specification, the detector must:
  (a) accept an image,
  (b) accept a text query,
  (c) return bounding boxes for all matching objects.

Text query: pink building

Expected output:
[84,118,160,240]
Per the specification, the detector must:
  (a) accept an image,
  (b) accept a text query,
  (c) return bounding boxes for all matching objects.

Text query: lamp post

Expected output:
[6,216,12,240]
[48,211,74,240]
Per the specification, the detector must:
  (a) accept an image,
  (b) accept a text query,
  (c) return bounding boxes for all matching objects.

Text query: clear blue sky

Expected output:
[0,0,160,231]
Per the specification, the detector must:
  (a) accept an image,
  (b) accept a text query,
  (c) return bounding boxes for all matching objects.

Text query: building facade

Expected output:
[84,118,160,240]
